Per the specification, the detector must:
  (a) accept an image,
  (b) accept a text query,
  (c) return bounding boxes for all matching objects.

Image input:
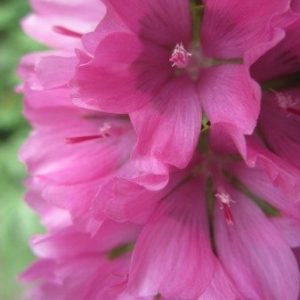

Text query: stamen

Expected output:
[65,134,108,144]
[215,192,234,225]
[65,122,112,144]
[274,91,300,115]
[53,26,83,38]
[275,92,297,109]
[169,43,192,69]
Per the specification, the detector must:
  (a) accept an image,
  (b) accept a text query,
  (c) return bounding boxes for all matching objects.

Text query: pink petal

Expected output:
[18,51,78,110]
[39,177,104,233]
[246,137,300,200]
[252,19,300,81]
[74,32,171,113]
[31,221,140,259]
[20,107,134,185]
[22,0,105,49]
[21,259,55,282]
[245,27,285,67]
[24,179,72,230]
[21,219,141,299]
[201,0,290,59]
[93,167,186,224]
[104,0,191,47]
[128,179,216,299]
[208,123,247,159]
[232,162,300,220]
[271,216,300,248]
[215,188,300,300]
[91,156,172,224]
[131,77,201,168]
[35,56,77,89]
[292,0,300,12]
[198,64,261,135]
[259,89,300,169]
[199,264,242,300]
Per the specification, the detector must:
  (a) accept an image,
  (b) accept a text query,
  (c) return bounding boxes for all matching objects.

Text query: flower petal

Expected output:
[202,0,290,59]
[232,162,300,220]
[199,264,242,300]
[246,137,300,200]
[128,179,216,299]
[198,65,261,135]
[74,32,170,113]
[259,89,300,169]
[252,19,300,81]
[22,0,105,49]
[131,77,201,169]
[271,216,300,248]
[104,0,191,47]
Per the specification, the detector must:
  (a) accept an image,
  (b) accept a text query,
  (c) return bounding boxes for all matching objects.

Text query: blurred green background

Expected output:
[0,1,44,299]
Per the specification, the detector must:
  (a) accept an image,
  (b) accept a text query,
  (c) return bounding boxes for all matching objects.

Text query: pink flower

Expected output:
[73,0,295,168]
[19,51,169,233]
[19,1,300,299]
[119,152,300,299]
[22,154,300,299]
[22,217,143,300]
[22,0,106,49]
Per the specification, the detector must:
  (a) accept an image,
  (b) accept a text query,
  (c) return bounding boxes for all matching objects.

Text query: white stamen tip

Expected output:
[215,192,233,206]
[274,91,297,109]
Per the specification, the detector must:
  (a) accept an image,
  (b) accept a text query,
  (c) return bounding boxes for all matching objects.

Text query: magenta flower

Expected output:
[19,0,300,299]
[73,0,294,168]
[22,0,106,49]
[19,50,170,233]
[22,155,300,299]
[22,211,142,300]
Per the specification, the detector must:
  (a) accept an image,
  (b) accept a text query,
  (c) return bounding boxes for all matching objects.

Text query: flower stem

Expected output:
[190,0,204,46]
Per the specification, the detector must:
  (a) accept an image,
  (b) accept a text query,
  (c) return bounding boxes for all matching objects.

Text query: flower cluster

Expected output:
[19,0,300,299]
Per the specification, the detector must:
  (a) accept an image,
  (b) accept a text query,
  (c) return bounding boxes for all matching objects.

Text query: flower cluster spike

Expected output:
[18,0,300,299]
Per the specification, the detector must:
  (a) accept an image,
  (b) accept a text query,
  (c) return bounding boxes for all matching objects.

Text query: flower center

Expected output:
[169,43,192,69]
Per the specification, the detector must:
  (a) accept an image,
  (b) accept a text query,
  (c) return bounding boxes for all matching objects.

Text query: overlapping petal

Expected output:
[198,64,261,136]
[128,179,216,299]
[22,0,105,49]
[201,0,290,59]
